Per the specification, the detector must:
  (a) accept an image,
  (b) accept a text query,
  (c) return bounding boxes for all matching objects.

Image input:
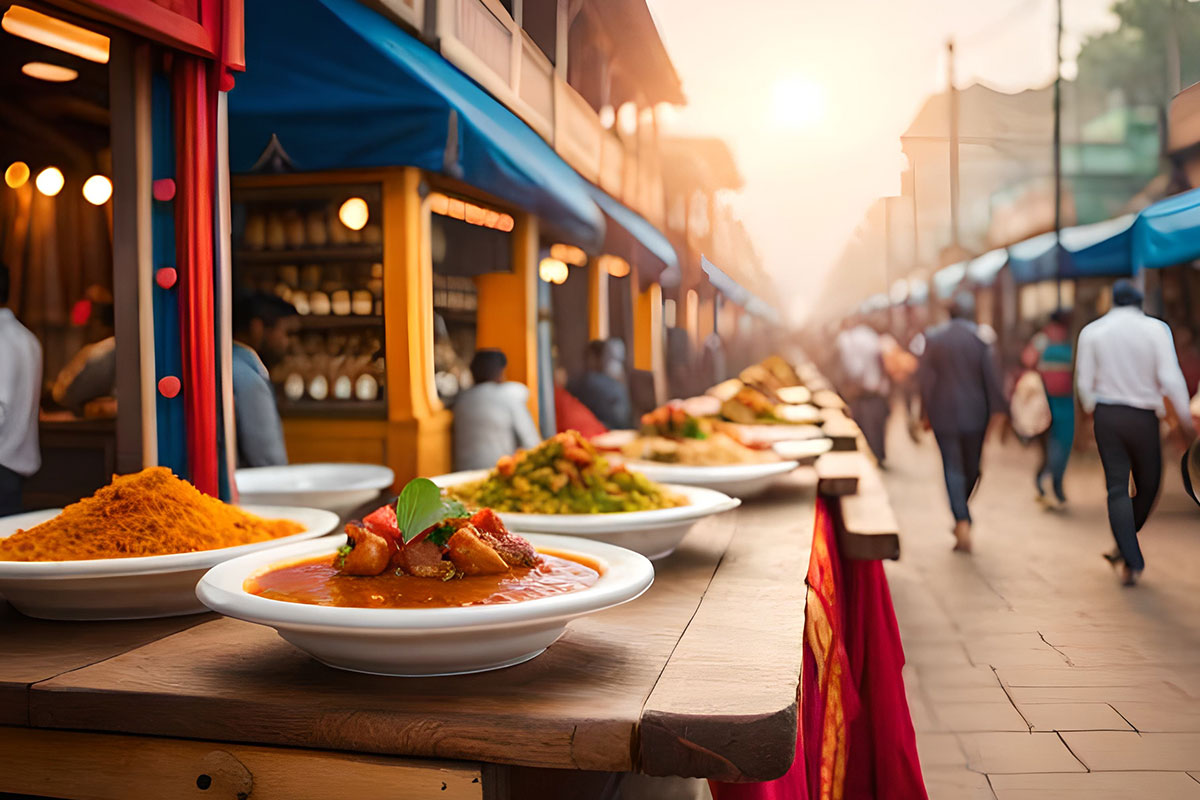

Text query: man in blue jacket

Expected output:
[918,293,1007,553]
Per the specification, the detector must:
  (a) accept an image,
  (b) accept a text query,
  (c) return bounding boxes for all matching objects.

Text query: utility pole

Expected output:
[947,40,961,252]
[1052,0,1064,310]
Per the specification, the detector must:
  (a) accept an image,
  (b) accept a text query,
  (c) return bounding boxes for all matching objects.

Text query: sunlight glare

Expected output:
[771,76,827,130]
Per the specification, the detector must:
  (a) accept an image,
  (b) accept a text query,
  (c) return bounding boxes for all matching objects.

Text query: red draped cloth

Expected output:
[710,498,927,800]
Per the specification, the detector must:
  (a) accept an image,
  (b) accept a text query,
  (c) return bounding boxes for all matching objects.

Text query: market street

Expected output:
[883,417,1200,799]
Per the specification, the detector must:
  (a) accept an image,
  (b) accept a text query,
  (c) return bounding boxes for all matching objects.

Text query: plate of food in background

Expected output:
[432,432,739,560]
[608,402,800,499]
[197,480,654,676]
[0,467,338,620]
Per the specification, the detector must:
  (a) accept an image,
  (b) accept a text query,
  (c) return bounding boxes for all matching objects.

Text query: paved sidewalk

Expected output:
[881,420,1200,800]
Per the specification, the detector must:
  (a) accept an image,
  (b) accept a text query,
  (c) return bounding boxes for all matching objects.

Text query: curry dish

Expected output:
[449,431,686,514]
[247,550,600,609]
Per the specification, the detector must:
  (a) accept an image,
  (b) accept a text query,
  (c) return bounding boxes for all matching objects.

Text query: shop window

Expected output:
[567,10,604,113]
[231,183,386,416]
[523,0,557,64]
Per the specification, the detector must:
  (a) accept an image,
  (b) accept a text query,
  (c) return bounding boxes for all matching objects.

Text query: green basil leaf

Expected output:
[394,478,446,544]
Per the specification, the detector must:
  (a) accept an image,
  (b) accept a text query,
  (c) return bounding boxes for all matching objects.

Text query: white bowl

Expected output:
[236,463,395,516]
[725,423,826,447]
[0,505,339,620]
[622,460,800,500]
[773,437,834,463]
[196,533,654,676]
[431,472,739,560]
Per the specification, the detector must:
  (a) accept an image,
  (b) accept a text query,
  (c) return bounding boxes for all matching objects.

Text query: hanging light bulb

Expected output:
[82,174,112,205]
[539,257,567,284]
[338,197,369,231]
[21,62,77,82]
[5,161,30,188]
[35,166,64,196]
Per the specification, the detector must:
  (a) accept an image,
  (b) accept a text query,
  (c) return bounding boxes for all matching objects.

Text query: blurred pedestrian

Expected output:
[917,293,1007,553]
[568,340,633,430]
[453,349,541,471]
[1025,311,1075,508]
[836,317,890,466]
[1076,280,1196,586]
[0,263,41,516]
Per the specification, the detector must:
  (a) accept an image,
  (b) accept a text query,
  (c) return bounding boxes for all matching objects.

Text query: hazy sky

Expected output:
[646,0,1120,321]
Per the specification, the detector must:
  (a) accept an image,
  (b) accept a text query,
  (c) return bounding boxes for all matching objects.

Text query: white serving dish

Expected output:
[236,463,394,516]
[725,423,826,447]
[589,429,638,451]
[196,532,654,676]
[621,459,800,500]
[773,437,834,463]
[0,505,339,621]
[774,404,821,424]
[431,472,739,560]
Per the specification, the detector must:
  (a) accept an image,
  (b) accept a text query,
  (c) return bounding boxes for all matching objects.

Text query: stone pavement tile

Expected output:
[1006,683,1190,705]
[916,732,967,768]
[1017,703,1132,732]
[957,732,1085,774]
[931,685,1014,704]
[906,641,973,667]
[908,693,947,733]
[922,767,995,800]
[917,664,1001,689]
[1109,701,1200,732]
[997,666,1171,688]
[1053,644,1200,668]
[989,771,1200,800]
[932,702,1029,732]
[1061,731,1200,771]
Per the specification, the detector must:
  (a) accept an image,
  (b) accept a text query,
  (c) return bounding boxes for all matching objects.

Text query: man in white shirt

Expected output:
[0,263,42,516]
[452,349,541,471]
[1076,280,1196,585]
[836,318,890,466]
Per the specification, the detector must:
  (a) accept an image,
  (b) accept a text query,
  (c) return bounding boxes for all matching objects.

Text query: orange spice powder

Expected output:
[0,467,304,562]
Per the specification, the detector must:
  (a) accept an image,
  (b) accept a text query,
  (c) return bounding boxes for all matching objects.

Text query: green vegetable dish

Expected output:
[449,431,687,514]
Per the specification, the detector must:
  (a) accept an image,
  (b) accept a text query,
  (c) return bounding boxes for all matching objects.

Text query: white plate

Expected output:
[0,505,340,620]
[773,438,834,462]
[590,429,637,451]
[776,386,812,405]
[725,423,826,447]
[196,532,654,676]
[621,459,800,500]
[774,404,821,424]
[236,463,394,516]
[431,472,739,560]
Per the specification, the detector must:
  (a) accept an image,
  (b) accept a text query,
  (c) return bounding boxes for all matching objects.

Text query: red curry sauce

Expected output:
[246,549,602,609]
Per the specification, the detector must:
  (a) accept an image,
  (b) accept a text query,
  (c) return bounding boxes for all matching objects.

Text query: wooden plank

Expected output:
[29,521,736,774]
[819,414,860,452]
[0,600,209,725]
[836,461,901,562]
[0,726,485,800]
[814,451,866,497]
[638,478,812,782]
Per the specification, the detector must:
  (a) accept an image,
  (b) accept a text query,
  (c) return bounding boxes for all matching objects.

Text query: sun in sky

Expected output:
[770,75,828,131]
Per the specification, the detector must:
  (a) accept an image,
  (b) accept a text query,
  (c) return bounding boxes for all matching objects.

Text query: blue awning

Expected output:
[907,279,929,305]
[589,184,678,285]
[933,261,967,299]
[701,254,777,322]
[230,0,605,250]
[1007,217,1135,284]
[966,249,1008,286]
[1132,187,1200,270]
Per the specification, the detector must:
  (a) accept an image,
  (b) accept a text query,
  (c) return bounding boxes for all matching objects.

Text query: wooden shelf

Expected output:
[278,399,387,419]
[296,315,383,331]
[235,246,382,264]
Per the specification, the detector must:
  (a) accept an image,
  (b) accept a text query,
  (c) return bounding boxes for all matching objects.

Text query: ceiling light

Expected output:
[600,254,630,278]
[21,61,77,82]
[5,161,30,189]
[539,257,569,285]
[2,6,110,64]
[550,243,587,267]
[338,197,369,231]
[82,174,111,205]
[35,166,64,196]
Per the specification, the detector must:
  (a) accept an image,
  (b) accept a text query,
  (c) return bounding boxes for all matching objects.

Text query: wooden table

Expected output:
[0,474,820,800]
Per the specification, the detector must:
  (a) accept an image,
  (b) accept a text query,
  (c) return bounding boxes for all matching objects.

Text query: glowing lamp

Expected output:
[338,197,369,231]
[5,162,30,189]
[82,174,111,205]
[539,257,569,285]
[550,243,587,267]
[2,6,110,63]
[600,254,630,278]
[35,167,64,197]
[21,61,77,82]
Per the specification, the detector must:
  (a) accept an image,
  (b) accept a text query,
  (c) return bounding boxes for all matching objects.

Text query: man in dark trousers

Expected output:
[918,293,1006,553]
[1076,280,1195,586]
